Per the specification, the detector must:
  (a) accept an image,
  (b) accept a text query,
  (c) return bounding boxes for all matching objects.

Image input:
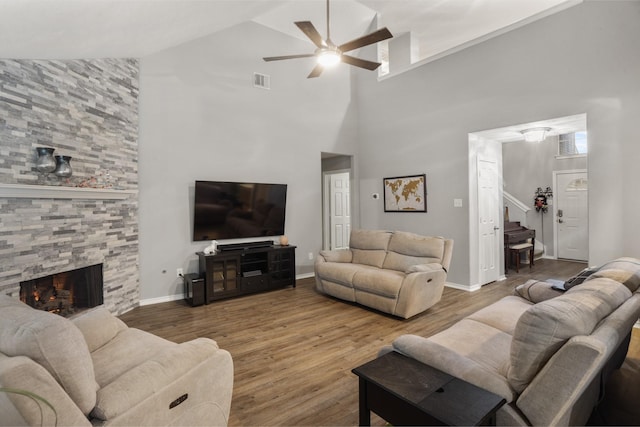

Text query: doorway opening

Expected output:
[321,153,353,251]
[469,113,588,287]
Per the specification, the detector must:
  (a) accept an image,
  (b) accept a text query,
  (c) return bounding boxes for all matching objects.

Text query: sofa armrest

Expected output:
[517,294,640,426]
[405,262,444,274]
[0,353,91,427]
[516,336,606,426]
[394,265,447,318]
[390,335,516,401]
[92,338,233,422]
[317,249,353,263]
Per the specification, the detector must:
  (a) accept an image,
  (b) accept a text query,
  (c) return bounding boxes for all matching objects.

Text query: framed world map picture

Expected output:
[383,174,427,212]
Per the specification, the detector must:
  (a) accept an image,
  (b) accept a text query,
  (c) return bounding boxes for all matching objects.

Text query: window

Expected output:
[558,131,588,157]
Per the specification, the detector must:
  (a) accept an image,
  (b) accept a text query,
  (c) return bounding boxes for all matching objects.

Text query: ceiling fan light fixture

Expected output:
[317,48,341,67]
[521,127,552,143]
[262,0,392,78]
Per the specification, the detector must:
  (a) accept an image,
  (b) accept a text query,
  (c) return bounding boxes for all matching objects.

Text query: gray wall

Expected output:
[502,135,587,257]
[355,1,640,287]
[138,22,359,300]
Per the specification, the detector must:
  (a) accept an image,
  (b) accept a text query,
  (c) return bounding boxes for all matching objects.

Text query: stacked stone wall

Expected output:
[0,59,139,314]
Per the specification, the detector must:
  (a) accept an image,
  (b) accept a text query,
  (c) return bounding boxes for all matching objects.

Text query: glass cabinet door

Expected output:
[207,256,239,301]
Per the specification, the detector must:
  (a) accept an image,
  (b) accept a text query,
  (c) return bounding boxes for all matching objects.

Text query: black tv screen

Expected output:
[193,180,287,241]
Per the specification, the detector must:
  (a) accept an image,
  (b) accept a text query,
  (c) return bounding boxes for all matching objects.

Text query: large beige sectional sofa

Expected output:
[315,229,453,319]
[381,257,640,426]
[0,296,233,426]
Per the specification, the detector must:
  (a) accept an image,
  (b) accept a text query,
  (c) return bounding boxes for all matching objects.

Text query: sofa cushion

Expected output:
[467,295,533,335]
[352,268,404,298]
[315,262,363,287]
[382,232,445,272]
[0,295,98,415]
[350,229,392,250]
[588,269,640,292]
[350,229,392,268]
[514,280,564,303]
[508,278,631,393]
[91,327,175,387]
[586,257,640,292]
[70,306,128,352]
[352,249,388,268]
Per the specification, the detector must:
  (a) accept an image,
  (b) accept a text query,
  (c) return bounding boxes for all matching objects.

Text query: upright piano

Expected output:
[504,221,535,271]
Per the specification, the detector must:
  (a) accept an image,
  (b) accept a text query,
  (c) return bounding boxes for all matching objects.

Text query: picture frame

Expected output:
[383,174,427,212]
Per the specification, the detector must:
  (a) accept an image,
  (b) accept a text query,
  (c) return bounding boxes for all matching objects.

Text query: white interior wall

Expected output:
[355,1,640,287]
[137,1,640,299]
[138,22,358,301]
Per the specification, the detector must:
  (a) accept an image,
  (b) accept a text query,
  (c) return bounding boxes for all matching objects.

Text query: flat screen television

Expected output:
[193,180,287,241]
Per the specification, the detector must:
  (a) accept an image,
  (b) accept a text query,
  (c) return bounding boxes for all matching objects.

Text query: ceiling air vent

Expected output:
[253,73,270,90]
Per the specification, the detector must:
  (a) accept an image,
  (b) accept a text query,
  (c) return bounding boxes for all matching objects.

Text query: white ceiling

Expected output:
[472,113,587,143]
[0,0,579,62]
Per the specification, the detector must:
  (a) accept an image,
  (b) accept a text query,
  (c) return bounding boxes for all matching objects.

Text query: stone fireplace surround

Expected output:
[0,59,140,315]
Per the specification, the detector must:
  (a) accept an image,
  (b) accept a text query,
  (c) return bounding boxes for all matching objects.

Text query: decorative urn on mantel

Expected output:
[35,147,57,174]
[53,155,73,178]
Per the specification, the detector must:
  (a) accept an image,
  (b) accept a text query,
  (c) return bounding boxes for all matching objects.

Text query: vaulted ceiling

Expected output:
[0,0,578,62]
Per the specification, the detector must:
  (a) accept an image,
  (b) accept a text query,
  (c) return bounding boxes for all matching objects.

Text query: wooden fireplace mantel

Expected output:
[0,183,136,200]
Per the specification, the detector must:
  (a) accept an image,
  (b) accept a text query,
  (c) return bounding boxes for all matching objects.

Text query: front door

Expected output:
[555,170,588,261]
[329,172,351,250]
[478,158,500,284]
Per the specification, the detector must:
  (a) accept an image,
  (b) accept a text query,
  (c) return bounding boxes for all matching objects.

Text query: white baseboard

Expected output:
[139,273,315,307]
[139,293,185,306]
[445,282,481,292]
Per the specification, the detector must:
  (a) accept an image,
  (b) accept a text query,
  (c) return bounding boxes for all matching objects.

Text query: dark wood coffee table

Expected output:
[352,351,505,426]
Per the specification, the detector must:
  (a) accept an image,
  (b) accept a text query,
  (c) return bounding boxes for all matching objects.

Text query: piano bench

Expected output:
[508,242,534,273]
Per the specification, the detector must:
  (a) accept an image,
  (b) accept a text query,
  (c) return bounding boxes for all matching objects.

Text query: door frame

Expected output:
[552,168,588,261]
[469,135,504,291]
[477,156,501,286]
[322,169,352,251]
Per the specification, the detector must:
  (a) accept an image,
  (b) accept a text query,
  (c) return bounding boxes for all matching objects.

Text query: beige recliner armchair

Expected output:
[0,296,233,426]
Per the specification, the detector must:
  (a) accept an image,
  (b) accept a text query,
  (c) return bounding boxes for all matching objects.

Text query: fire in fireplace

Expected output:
[20,264,104,317]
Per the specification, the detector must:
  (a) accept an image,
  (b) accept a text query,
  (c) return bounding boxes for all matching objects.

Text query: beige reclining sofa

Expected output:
[0,296,233,426]
[315,229,453,319]
[381,257,640,426]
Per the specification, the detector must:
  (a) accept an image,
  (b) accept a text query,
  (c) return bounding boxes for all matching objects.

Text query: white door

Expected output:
[556,171,588,261]
[329,172,351,250]
[478,158,500,284]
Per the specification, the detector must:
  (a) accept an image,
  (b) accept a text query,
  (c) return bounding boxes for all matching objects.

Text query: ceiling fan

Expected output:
[263,0,393,78]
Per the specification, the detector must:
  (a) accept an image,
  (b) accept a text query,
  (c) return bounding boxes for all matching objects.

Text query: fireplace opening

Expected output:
[20,264,104,317]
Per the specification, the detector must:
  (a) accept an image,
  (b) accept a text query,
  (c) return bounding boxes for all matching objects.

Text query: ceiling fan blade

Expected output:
[295,21,326,48]
[341,54,381,71]
[263,54,316,62]
[307,64,324,78]
[338,27,393,53]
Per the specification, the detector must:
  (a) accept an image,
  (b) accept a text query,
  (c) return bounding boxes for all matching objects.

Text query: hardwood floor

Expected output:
[119,259,638,426]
